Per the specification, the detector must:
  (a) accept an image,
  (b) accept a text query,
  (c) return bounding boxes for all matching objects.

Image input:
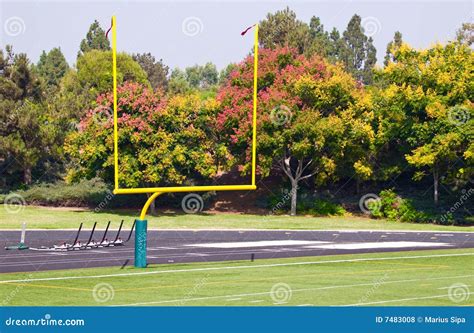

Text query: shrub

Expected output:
[8,178,111,206]
[267,188,345,216]
[368,189,432,223]
[308,199,346,216]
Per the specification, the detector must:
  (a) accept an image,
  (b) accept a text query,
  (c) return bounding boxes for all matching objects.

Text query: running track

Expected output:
[0,229,473,274]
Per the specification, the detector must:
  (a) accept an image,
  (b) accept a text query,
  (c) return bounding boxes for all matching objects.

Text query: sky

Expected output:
[0,0,471,70]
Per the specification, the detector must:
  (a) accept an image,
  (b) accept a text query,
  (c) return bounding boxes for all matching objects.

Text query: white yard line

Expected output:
[1,253,472,284]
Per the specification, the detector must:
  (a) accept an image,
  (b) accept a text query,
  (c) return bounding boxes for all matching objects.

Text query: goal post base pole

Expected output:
[134,219,148,268]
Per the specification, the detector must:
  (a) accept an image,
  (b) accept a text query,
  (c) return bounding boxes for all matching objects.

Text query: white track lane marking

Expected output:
[343,292,474,306]
[0,243,463,267]
[305,241,451,250]
[1,253,473,284]
[115,274,474,306]
[185,240,330,248]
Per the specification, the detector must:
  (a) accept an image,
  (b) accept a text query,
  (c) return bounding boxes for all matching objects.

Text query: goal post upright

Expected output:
[111,15,259,268]
[112,15,119,191]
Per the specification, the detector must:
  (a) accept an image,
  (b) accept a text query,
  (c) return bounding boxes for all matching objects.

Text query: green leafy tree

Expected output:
[58,50,148,120]
[168,68,190,94]
[219,63,237,85]
[0,46,60,185]
[36,47,69,88]
[78,20,110,57]
[200,62,219,88]
[185,65,202,88]
[132,53,169,91]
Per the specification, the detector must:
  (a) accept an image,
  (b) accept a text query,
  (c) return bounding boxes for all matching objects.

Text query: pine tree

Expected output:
[36,47,69,88]
[306,16,332,58]
[133,53,169,91]
[340,14,377,84]
[384,31,403,66]
[78,20,110,57]
[259,7,310,53]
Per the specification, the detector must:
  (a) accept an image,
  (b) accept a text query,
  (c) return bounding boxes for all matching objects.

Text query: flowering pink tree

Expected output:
[217,47,371,215]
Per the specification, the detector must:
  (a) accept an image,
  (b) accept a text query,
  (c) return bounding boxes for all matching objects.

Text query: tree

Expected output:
[219,63,237,85]
[183,63,219,89]
[259,7,310,54]
[377,42,473,204]
[327,28,344,61]
[340,14,377,84]
[384,31,403,66]
[0,46,60,186]
[305,16,332,58]
[36,47,69,88]
[185,65,202,88]
[58,50,149,120]
[65,82,225,190]
[78,20,110,57]
[455,23,474,46]
[132,53,169,91]
[216,47,372,215]
[168,68,190,94]
[200,62,219,88]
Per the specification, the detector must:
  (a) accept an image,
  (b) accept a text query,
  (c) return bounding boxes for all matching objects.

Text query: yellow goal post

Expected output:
[110,16,258,267]
[111,16,259,198]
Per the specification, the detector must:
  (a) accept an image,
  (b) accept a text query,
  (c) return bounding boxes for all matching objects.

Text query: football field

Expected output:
[1,249,472,306]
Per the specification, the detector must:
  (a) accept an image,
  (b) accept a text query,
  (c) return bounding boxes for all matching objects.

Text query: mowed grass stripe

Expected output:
[1,251,471,283]
[2,206,473,231]
[0,249,472,306]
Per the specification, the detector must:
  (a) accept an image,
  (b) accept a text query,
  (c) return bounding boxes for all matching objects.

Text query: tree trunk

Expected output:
[290,181,298,216]
[433,169,439,206]
[24,167,32,185]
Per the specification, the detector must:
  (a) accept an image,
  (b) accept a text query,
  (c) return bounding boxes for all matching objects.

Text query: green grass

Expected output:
[1,206,473,231]
[0,249,472,306]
